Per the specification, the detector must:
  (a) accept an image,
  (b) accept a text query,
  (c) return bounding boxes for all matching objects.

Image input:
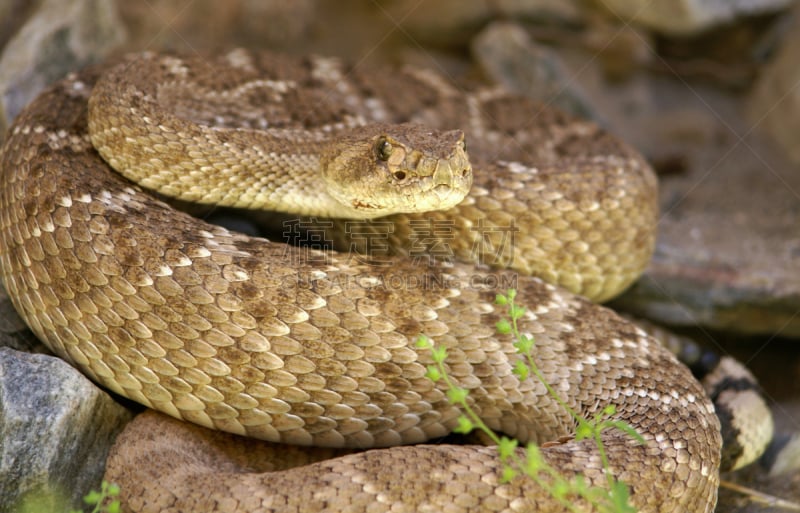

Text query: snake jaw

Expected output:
[380,126,472,212]
[425,148,472,207]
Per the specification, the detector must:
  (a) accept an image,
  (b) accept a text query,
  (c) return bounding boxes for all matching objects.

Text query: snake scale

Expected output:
[0,50,766,512]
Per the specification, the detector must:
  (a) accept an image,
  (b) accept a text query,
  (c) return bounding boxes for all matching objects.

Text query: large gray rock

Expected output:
[382,0,582,45]
[607,94,800,338]
[612,119,800,338]
[749,5,800,164]
[0,0,125,135]
[0,292,45,354]
[471,22,595,119]
[596,0,795,36]
[0,348,134,512]
[0,0,38,52]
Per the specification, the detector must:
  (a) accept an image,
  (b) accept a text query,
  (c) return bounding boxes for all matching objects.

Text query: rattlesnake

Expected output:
[0,50,769,512]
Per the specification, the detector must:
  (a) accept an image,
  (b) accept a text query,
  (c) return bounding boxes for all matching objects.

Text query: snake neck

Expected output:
[87,122,362,217]
[87,95,371,217]
[86,54,471,220]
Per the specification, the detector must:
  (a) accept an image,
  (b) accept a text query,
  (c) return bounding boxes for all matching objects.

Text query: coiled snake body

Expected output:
[0,50,727,512]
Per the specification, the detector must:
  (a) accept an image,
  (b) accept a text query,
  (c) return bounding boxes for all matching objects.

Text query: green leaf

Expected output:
[513,335,534,354]
[510,304,525,320]
[447,386,469,405]
[425,365,441,382]
[415,335,430,349]
[495,293,508,305]
[512,360,529,380]
[609,480,637,513]
[454,415,474,434]
[551,479,570,499]
[497,436,519,460]
[525,443,542,473]
[496,319,512,334]
[507,289,517,301]
[84,490,102,505]
[575,419,594,441]
[501,466,518,483]
[108,501,122,513]
[431,345,448,363]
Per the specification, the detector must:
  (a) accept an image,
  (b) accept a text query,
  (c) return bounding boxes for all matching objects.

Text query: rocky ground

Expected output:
[1,1,799,512]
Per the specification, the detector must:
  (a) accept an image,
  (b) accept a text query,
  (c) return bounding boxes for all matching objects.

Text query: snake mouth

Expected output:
[426,178,470,209]
[432,184,454,201]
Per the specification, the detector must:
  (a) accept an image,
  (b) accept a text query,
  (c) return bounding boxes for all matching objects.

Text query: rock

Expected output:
[0,348,134,512]
[748,6,800,164]
[0,292,48,354]
[117,0,317,54]
[765,431,800,476]
[612,131,800,338]
[237,0,316,47]
[115,0,238,51]
[0,0,125,136]
[596,0,794,36]
[582,18,655,82]
[382,0,582,46]
[0,0,37,51]
[471,22,595,119]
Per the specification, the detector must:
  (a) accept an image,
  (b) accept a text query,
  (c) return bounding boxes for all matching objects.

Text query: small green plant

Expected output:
[15,481,120,513]
[416,289,644,513]
[69,481,121,513]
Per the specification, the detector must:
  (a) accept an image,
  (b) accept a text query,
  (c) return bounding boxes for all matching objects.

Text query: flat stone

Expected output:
[0,0,37,51]
[748,5,800,164]
[0,347,134,512]
[766,430,800,476]
[0,0,125,135]
[118,0,315,51]
[383,0,582,45]
[471,22,595,119]
[0,292,48,354]
[610,107,800,337]
[597,0,794,36]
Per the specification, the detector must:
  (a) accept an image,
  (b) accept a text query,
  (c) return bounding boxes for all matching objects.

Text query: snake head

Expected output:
[321,122,472,218]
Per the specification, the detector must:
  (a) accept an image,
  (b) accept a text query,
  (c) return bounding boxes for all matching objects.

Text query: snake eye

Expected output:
[393,171,406,181]
[376,138,393,161]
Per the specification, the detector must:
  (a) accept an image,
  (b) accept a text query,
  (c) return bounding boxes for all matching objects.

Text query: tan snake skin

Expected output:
[0,51,722,512]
